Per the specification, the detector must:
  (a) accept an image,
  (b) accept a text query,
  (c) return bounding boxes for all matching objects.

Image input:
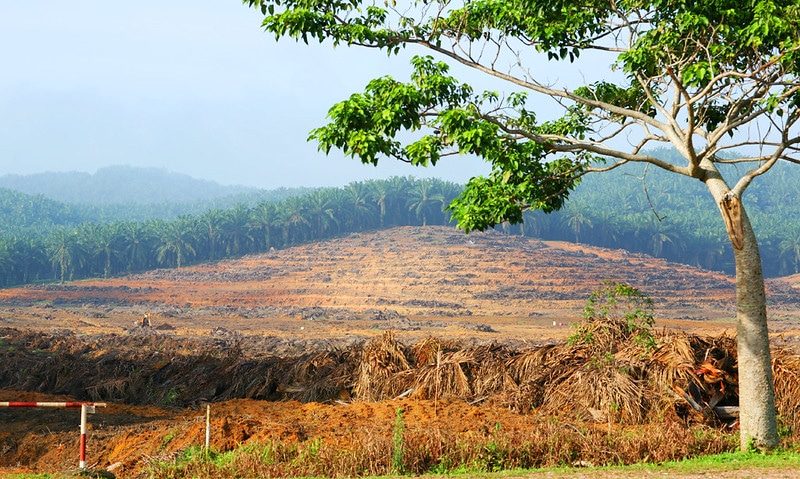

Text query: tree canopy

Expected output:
[247,0,800,228]
[244,0,800,450]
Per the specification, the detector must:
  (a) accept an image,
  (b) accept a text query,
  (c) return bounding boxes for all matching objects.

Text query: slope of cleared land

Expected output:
[2,226,800,478]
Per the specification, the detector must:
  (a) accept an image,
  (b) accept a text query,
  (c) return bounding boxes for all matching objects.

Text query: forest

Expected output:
[1,150,800,288]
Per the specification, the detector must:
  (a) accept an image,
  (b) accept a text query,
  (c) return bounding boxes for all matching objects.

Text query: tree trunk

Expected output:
[704,169,779,450]
[732,207,779,450]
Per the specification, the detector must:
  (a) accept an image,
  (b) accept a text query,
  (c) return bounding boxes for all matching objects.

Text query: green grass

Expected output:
[494,450,800,478]
[6,450,799,479]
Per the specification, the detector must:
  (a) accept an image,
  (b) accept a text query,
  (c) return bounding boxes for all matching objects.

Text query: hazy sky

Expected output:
[0,2,495,189]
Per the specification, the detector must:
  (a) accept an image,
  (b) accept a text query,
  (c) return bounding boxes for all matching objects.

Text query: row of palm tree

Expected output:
[517,156,800,277]
[3,160,800,288]
[0,177,460,286]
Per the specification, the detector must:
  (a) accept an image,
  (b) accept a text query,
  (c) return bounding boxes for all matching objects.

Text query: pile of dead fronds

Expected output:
[2,278,800,438]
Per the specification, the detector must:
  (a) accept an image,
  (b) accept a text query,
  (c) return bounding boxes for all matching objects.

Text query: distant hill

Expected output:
[0,188,88,232]
[0,166,257,205]
[0,167,314,228]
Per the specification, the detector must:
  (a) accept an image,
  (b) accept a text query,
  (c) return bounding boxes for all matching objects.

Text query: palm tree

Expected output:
[306,190,337,238]
[155,217,197,268]
[439,180,463,225]
[47,227,83,283]
[251,200,278,250]
[199,208,226,261]
[79,222,121,278]
[406,178,444,226]
[222,203,253,256]
[779,227,800,275]
[9,235,48,285]
[385,176,411,225]
[343,182,377,230]
[120,221,152,273]
[368,180,391,228]
[0,238,13,287]
[521,210,551,238]
[590,210,619,248]
[277,196,311,245]
[561,202,593,244]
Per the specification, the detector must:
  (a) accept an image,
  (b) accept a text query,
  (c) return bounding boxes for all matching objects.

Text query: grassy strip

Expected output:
[4,450,800,479]
[492,450,800,478]
[137,417,739,478]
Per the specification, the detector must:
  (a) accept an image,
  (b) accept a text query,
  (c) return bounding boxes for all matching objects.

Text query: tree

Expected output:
[368,179,392,228]
[779,226,800,275]
[277,196,311,245]
[561,201,594,244]
[244,0,800,449]
[222,203,254,256]
[154,217,197,269]
[47,227,83,283]
[306,189,338,238]
[0,238,13,287]
[7,235,48,285]
[406,178,444,226]
[79,222,121,279]
[199,208,226,261]
[251,200,278,250]
[120,221,152,273]
[342,182,377,230]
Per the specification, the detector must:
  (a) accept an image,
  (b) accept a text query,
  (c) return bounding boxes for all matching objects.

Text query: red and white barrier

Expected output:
[0,401,106,408]
[1,401,107,469]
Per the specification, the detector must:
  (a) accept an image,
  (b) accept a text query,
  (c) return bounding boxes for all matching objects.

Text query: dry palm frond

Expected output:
[353,331,411,401]
[501,344,589,411]
[384,369,416,399]
[410,336,443,366]
[506,343,587,383]
[287,351,340,384]
[413,349,475,399]
[570,316,636,354]
[542,358,647,424]
[505,345,559,382]
[648,332,699,393]
[502,381,546,413]
[280,351,353,402]
[772,347,800,427]
[471,344,515,396]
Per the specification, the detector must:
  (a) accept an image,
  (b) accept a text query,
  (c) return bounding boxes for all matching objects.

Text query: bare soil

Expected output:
[2,226,800,478]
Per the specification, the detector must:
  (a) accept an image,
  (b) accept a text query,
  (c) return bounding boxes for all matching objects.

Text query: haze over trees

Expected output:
[0,166,257,205]
[3,152,800,286]
[243,0,800,450]
[0,176,462,286]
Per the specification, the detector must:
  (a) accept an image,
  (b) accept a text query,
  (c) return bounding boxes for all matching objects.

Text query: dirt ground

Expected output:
[2,226,800,478]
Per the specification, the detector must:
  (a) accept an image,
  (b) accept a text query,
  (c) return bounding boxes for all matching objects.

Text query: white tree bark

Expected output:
[732,209,779,450]
[705,169,779,450]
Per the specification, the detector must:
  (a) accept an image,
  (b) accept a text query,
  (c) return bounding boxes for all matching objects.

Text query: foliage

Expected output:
[0,176,461,287]
[0,166,257,206]
[571,281,658,354]
[244,0,800,231]
[146,419,737,477]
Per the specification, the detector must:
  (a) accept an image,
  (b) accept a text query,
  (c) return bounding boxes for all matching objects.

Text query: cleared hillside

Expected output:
[3,226,800,338]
